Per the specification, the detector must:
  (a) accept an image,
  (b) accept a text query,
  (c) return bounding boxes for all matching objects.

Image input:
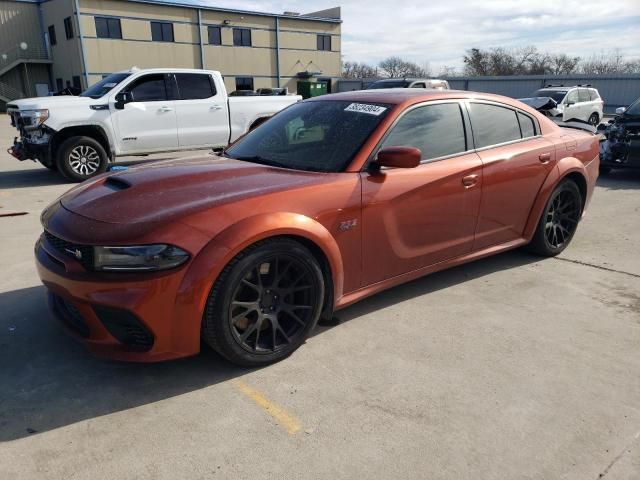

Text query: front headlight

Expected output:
[93,244,189,272]
[22,109,49,127]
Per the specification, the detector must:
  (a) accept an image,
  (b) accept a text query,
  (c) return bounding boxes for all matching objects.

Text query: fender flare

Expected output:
[170,213,344,353]
[522,157,589,240]
[52,122,115,159]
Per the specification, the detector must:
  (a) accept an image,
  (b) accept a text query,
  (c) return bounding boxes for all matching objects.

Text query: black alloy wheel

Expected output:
[203,239,324,366]
[588,113,599,126]
[528,179,582,256]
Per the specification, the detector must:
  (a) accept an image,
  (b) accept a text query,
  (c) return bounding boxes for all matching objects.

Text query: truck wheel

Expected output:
[56,136,108,182]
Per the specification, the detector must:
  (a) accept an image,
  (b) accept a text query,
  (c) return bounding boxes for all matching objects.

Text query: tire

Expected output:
[202,238,325,367]
[588,113,599,126]
[56,136,108,182]
[527,179,582,257]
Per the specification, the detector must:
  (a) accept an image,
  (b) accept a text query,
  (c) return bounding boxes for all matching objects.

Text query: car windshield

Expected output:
[225,100,392,172]
[532,89,567,103]
[80,73,131,99]
[625,97,640,116]
[367,80,411,89]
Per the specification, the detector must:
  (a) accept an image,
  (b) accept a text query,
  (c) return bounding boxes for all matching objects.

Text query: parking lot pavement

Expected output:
[0,113,639,479]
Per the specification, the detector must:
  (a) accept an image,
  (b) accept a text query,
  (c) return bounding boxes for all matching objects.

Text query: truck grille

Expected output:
[43,231,94,270]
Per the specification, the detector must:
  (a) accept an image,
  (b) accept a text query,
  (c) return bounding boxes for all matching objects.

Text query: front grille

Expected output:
[44,231,94,270]
[93,306,154,351]
[49,293,90,337]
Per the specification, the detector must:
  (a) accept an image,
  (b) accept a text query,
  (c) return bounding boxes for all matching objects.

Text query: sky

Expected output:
[158,0,640,73]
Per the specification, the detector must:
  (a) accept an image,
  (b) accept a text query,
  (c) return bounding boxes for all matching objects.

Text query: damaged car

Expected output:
[598,97,640,174]
[519,85,603,126]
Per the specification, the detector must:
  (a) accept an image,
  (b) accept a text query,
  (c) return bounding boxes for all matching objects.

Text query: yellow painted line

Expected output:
[231,379,301,435]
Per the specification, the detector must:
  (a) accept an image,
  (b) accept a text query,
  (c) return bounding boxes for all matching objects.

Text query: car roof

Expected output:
[539,86,597,91]
[308,88,521,107]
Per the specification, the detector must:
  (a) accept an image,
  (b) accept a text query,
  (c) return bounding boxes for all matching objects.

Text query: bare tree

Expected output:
[463,48,491,76]
[342,61,378,79]
[580,49,640,74]
[378,56,429,78]
[547,54,581,75]
[438,65,458,77]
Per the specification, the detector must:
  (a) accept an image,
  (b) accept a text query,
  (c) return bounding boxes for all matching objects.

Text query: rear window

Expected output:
[469,103,521,148]
[175,73,215,100]
[367,80,411,89]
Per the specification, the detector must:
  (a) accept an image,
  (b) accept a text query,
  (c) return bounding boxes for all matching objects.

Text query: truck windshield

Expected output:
[367,80,411,89]
[225,100,393,172]
[80,73,131,99]
[532,89,567,103]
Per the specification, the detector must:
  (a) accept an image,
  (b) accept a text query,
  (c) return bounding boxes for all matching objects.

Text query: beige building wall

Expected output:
[41,0,84,89]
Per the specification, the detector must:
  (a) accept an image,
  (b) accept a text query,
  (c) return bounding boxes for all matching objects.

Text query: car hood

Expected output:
[59,156,335,224]
[8,95,94,110]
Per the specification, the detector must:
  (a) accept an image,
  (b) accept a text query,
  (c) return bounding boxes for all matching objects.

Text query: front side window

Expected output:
[381,103,467,161]
[64,17,74,39]
[80,72,131,98]
[95,17,122,39]
[225,100,392,172]
[126,74,168,102]
[151,21,174,42]
[48,25,57,45]
[317,34,331,51]
[469,103,521,148]
[175,73,215,100]
[233,28,251,46]
[235,77,254,91]
[565,89,579,104]
[208,26,221,45]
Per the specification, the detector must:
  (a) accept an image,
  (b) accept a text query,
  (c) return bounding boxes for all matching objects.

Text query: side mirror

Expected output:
[615,106,626,115]
[114,91,131,110]
[375,146,421,169]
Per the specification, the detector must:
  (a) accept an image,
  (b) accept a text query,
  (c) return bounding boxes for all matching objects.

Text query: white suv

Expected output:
[528,85,604,126]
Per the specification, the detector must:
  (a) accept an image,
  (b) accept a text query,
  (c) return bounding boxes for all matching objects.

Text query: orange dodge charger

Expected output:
[36,89,600,366]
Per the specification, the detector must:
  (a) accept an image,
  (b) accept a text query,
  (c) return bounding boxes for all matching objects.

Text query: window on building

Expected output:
[208,26,221,45]
[95,17,122,39]
[126,74,168,102]
[72,76,82,89]
[381,103,467,161]
[317,34,331,51]
[66,80,71,88]
[468,103,522,148]
[64,17,74,39]
[517,112,536,138]
[235,77,254,91]
[48,25,57,46]
[175,73,216,99]
[233,28,251,46]
[55,78,63,91]
[151,21,174,42]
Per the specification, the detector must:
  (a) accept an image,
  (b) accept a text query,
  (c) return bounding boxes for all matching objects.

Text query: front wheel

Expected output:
[56,136,108,182]
[202,238,325,366]
[527,179,582,256]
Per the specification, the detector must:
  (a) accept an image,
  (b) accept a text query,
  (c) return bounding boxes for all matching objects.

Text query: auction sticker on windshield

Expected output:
[344,103,387,116]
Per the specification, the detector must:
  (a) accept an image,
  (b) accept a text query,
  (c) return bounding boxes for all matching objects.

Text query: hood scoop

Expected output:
[104,176,131,191]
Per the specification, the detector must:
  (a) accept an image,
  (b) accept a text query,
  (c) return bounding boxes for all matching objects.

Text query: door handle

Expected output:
[210,105,223,111]
[462,174,479,187]
[159,106,173,112]
[539,152,551,163]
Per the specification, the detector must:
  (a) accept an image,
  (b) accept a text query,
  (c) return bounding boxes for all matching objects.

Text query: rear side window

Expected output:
[578,89,590,102]
[175,73,215,100]
[517,112,536,138]
[127,74,168,102]
[469,103,521,148]
[589,89,600,101]
[381,103,467,161]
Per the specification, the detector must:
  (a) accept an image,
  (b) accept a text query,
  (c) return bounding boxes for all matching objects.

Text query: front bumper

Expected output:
[35,234,201,362]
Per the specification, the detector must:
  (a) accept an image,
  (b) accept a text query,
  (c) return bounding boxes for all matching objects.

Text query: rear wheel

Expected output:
[588,113,599,126]
[202,238,324,366]
[527,179,582,256]
[56,136,108,182]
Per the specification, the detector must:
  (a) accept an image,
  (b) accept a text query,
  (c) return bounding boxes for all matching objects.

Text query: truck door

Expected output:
[111,73,178,153]
[173,72,231,148]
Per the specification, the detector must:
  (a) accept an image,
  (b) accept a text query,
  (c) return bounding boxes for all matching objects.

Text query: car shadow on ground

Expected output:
[597,169,640,190]
[0,168,71,189]
[0,249,543,442]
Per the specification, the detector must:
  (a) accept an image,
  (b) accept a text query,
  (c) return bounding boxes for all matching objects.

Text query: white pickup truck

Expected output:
[7,68,301,181]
